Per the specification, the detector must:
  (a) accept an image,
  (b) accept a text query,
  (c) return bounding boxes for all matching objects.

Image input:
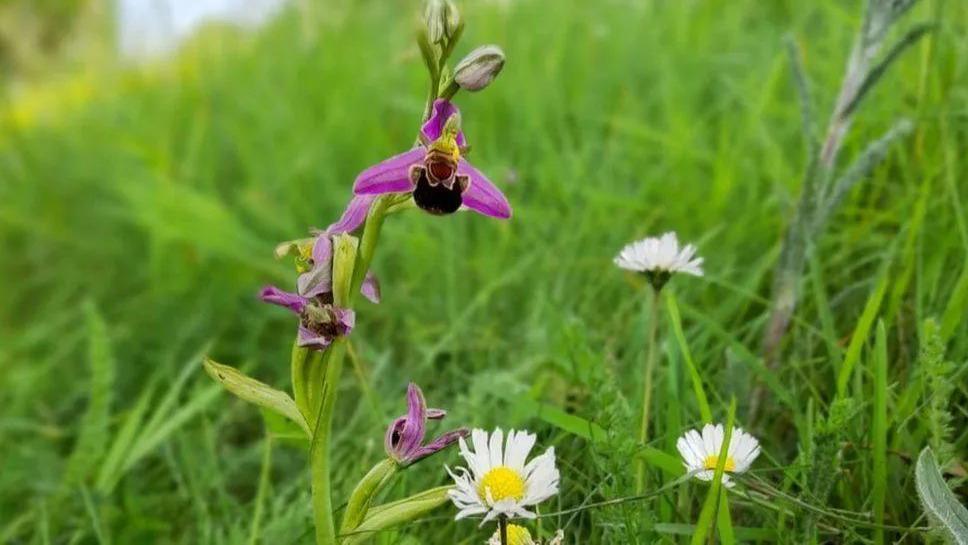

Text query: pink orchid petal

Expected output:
[421,99,467,146]
[353,148,424,195]
[260,286,306,314]
[327,195,375,234]
[360,271,381,303]
[458,158,512,219]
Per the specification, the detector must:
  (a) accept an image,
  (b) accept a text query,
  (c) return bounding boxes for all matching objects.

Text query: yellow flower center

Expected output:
[703,455,736,472]
[501,524,534,545]
[479,466,526,503]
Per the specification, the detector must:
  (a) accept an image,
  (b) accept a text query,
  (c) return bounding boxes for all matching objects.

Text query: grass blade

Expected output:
[666,291,712,423]
[872,320,888,545]
[837,272,889,397]
[690,398,736,545]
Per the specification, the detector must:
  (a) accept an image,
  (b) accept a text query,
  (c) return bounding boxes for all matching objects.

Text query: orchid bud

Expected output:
[424,0,460,45]
[453,45,505,92]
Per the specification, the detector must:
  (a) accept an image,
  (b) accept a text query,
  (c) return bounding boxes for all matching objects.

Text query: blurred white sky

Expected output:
[117,0,288,59]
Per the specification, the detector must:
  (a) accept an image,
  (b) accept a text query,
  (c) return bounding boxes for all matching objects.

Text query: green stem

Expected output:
[499,516,508,545]
[350,196,390,302]
[310,340,347,545]
[247,434,273,545]
[308,202,390,545]
[636,289,661,493]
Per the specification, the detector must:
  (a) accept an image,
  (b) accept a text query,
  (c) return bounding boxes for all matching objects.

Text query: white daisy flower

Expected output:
[448,428,560,523]
[486,525,565,545]
[613,232,704,287]
[676,423,760,487]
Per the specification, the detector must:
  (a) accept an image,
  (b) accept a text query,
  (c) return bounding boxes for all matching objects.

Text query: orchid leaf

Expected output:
[341,486,452,545]
[203,358,310,437]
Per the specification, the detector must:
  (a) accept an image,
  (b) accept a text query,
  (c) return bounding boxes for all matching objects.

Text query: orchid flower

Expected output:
[261,234,378,349]
[332,100,511,233]
[385,383,468,466]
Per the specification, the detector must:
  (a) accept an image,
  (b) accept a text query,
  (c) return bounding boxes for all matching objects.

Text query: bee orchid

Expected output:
[261,234,379,350]
[351,99,512,219]
[259,285,355,350]
[385,383,468,467]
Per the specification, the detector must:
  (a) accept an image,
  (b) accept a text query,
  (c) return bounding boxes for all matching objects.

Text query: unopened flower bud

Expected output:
[424,0,460,45]
[453,45,505,92]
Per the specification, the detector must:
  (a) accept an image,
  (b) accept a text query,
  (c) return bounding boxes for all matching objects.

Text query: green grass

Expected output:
[1,0,966,543]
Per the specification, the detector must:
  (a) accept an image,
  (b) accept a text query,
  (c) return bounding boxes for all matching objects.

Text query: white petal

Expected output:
[489,428,505,469]
[506,430,536,470]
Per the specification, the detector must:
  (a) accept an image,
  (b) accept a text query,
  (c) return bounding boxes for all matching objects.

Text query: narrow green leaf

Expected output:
[717,490,736,545]
[342,486,452,545]
[639,447,686,477]
[95,376,157,493]
[666,292,712,423]
[203,358,309,437]
[691,398,736,545]
[940,263,968,341]
[872,321,888,545]
[837,273,889,397]
[915,447,968,544]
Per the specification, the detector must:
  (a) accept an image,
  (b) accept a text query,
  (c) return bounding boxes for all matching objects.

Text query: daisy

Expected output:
[486,525,564,545]
[448,428,560,523]
[676,423,760,487]
[614,231,703,289]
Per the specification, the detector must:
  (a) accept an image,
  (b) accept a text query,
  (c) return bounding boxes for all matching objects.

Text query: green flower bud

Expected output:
[424,0,460,44]
[453,45,506,92]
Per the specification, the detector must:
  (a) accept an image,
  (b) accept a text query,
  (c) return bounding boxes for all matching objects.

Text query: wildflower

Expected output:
[259,285,354,350]
[676,423,760,487]
[454,45,506,92]
[614,231,703,290]
[261,234,379,349]
[486,526,564,545]
[448,428,559,523]
[385,383,469,466]
[353,99,511,219]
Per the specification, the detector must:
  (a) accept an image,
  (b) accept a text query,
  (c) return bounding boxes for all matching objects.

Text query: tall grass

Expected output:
[0,0,966,543]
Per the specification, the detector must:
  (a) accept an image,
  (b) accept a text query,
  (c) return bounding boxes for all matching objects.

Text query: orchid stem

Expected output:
[636,288,661,494]
[309,338,346,545]
[309,200,390,545]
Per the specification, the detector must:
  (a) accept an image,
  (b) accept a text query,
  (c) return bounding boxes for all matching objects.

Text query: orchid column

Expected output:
[204,2,512,544]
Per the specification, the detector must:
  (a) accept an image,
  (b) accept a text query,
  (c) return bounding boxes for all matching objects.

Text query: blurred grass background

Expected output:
[0,0,966,543]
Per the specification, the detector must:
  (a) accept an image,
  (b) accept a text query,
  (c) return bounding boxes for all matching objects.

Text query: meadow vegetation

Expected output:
[0,0,966,543]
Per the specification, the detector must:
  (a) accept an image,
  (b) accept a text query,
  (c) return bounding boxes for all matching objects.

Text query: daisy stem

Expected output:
[499,516,509,545]
[636,287,661,494]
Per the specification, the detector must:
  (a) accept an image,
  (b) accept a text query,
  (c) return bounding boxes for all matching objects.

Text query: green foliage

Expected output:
[63,301,115,486]
[798,397,860,542]
[920,319,956,468]
[0,0,965,543]
[916,447,968,544]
